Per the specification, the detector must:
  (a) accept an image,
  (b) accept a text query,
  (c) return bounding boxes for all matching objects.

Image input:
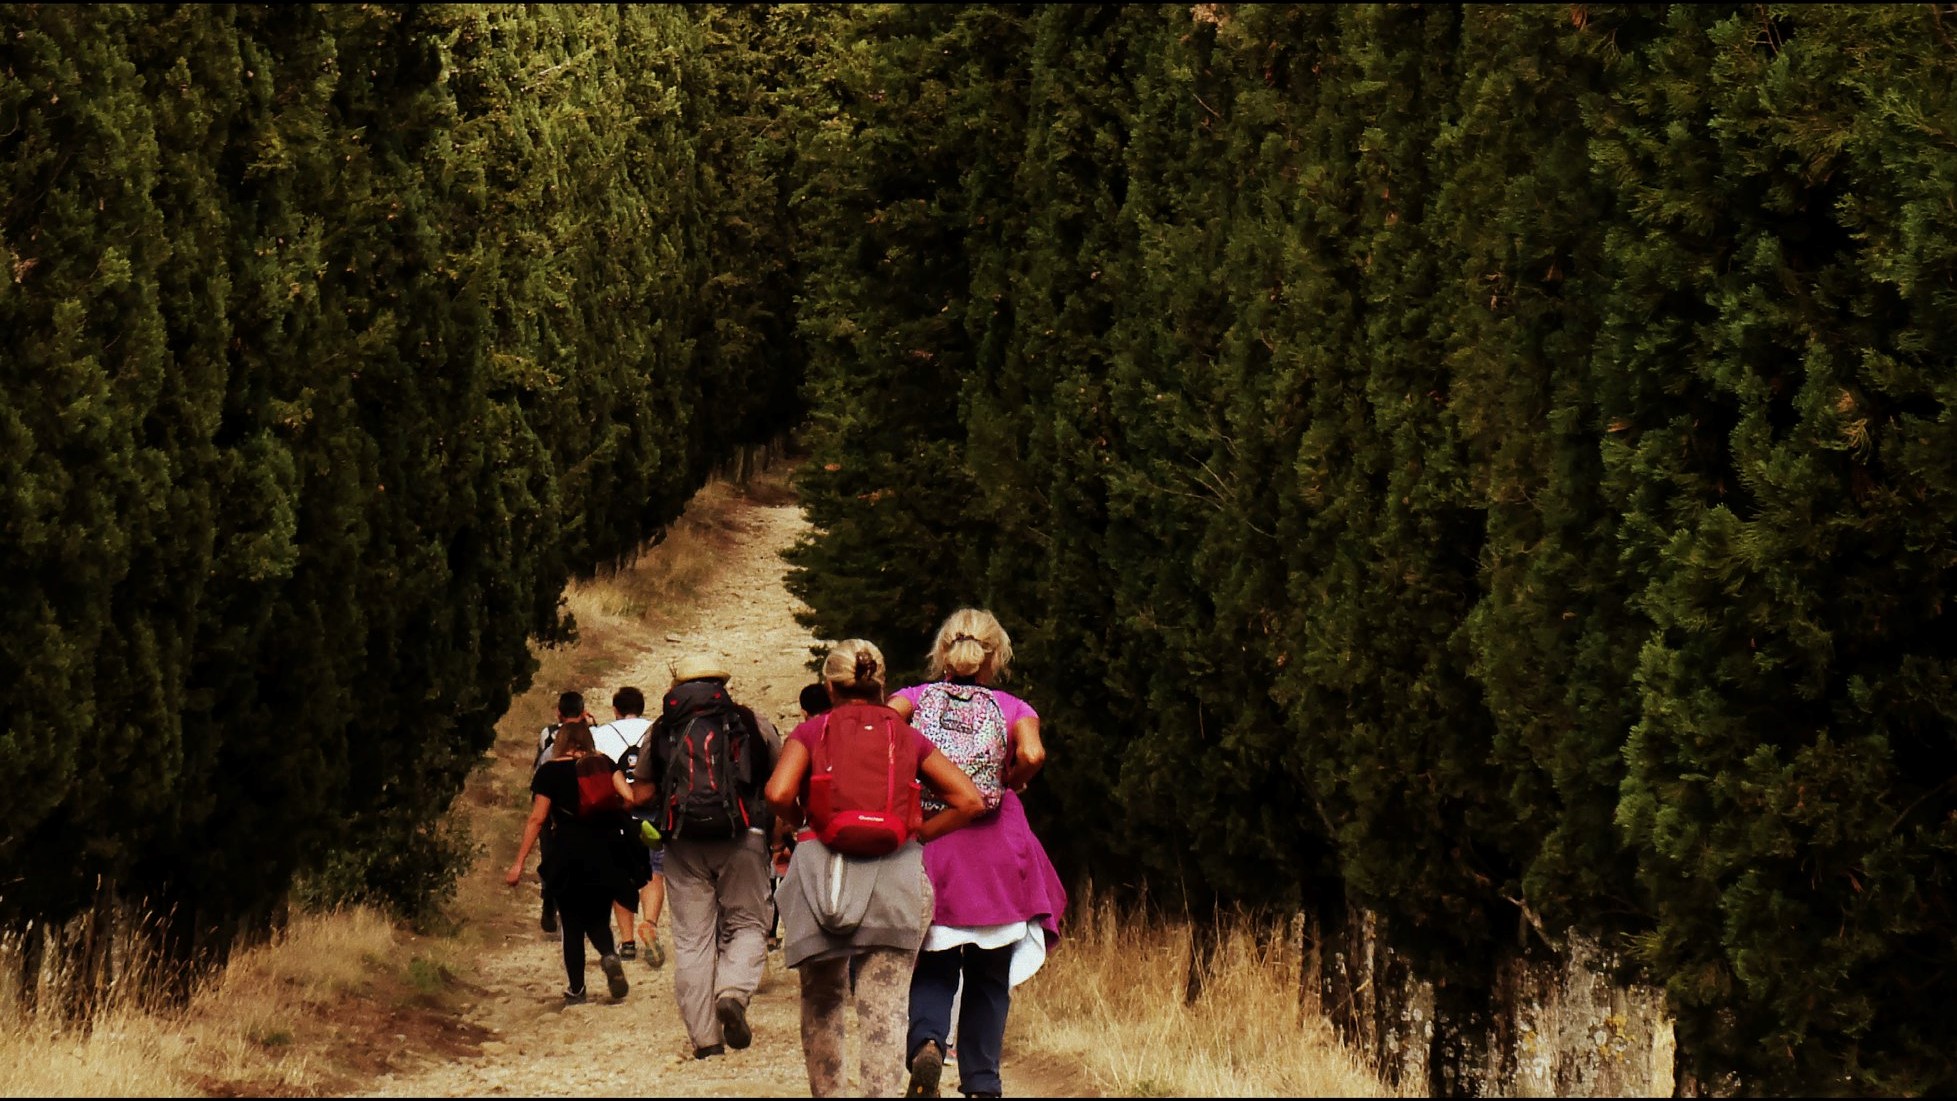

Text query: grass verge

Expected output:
[0,906,475,1097]
[1008,885,1396,1097]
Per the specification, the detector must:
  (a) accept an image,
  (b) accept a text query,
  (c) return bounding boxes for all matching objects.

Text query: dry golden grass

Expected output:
[0,905,448,1097]
[564,474,759,628]
[1009,887,1397,1098]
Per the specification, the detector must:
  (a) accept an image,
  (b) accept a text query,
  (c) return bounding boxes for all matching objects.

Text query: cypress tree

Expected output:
[1,1,821,991]
[1599,6,1957,1091]
[1440,5,1643,938]
[784,3,1004,681]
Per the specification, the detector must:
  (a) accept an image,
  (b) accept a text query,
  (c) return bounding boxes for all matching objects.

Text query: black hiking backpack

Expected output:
[648,679,766,841]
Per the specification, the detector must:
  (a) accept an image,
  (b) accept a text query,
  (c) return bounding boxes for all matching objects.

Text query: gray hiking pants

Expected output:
[665,831,772,1049]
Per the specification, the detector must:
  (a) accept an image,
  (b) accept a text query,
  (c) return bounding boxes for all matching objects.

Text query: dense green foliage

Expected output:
[785,5,1957,1093]
[8,2,1956,1092]
[0,3,804,968]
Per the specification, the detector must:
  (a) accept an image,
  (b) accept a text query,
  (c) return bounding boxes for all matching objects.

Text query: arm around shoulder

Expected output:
[918,748,984,842]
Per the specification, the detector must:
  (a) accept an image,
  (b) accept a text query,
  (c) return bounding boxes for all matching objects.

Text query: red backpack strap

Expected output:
[883,707,902,815]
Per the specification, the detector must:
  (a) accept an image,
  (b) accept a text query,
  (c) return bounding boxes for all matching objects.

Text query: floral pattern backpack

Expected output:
[909,682,1010,814]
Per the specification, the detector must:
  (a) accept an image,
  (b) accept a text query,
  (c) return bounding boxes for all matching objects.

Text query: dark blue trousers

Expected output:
[908,943,1013,1096]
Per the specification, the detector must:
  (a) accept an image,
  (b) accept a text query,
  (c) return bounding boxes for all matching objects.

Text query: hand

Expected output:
[505,863,523,888]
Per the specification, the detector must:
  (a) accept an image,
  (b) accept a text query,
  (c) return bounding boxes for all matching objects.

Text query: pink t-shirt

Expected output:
[787,704,938,789]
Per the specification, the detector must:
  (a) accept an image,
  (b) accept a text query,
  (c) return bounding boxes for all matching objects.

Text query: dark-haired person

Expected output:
[593,686,664,966]
[533,690,594,934]
[770,681,837,951]
[506,720,638,1005]
[764,640,984,1098]
[799,681,832,721]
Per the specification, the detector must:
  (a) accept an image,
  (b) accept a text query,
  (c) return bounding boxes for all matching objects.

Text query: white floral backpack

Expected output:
[909,682,1010,814]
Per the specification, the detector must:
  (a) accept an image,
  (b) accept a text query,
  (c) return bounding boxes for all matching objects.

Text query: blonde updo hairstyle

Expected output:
[822,639,887,703]
[926,608,1013,684]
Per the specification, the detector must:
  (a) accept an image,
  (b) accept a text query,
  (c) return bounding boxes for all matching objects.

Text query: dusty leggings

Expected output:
[799,947,916,1097]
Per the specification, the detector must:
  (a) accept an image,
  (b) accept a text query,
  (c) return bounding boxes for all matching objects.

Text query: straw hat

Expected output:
[670,653,732,686]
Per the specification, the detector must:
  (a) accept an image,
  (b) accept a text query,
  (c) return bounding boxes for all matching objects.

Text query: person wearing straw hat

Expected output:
[625,653,781,1060]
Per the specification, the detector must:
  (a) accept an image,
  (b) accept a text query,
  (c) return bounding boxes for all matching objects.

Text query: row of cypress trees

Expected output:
[784,5,1957,1093]
[0,3,805,994]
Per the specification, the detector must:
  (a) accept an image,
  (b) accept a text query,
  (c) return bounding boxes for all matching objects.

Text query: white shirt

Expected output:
[922,921,1048,987]
[592,716,654,764]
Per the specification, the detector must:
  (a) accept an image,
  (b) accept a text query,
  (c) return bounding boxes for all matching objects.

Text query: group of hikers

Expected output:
[503,608,1068,1098]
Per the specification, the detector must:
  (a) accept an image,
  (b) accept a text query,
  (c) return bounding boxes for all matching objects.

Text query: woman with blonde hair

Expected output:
[888,609,1066,1098]
[765,639,985,1097]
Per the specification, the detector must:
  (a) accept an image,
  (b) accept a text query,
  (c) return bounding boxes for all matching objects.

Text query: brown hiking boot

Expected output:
[906,1041,944,1098]
[716,995,752,1050]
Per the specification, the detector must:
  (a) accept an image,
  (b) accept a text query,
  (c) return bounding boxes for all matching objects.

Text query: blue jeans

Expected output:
[909,943,1013,1095]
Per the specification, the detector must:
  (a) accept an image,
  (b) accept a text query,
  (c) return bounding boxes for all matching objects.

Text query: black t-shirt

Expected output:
[531,754,620,818]
[530,754,643,899]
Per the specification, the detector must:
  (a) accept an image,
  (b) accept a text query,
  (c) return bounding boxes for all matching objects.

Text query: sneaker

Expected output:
[601,953,630,1000]
[644,934,665,969]
[716,995,752,1050]
[540,898,557,934]
[619,941,637,961]
[906,1041,943,1098]
[562,988,587,1006]
[693,1043,725,1060]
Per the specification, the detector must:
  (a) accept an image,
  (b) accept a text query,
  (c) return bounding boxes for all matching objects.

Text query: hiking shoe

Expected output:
[562,988,587,1006]
[600,953,629,1000]
[906,1041,943,1098]
[716,995,752,1049]
[619,941,637,961]
[540,898,557,934]
[693,1043,725,1060]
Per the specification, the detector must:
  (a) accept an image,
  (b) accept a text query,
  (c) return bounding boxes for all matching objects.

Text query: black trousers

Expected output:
[555,885,617,994]
[909,943,1014,1095]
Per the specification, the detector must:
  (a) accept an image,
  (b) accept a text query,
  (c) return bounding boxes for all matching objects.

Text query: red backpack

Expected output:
[572,755,626,821]
[805,704,923,857]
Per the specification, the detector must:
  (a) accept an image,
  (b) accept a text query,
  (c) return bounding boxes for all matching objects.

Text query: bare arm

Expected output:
[1006,716,1045,791]
[505,793,552,886]
[889,695,915,722]
[611,769,650,808]
[918,748,984,842]
[765,738,811,829]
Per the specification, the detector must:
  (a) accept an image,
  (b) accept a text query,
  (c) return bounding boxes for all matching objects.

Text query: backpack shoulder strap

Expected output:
[810,712,834,773]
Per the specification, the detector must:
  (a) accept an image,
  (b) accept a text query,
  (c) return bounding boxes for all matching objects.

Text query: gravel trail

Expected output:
[362,493,1065,1097]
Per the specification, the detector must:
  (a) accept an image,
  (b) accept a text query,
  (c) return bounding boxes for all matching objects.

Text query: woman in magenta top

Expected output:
[889,608,1067,1099]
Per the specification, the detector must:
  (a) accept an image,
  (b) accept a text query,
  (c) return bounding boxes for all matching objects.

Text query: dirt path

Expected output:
[361,489,1075,1098]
